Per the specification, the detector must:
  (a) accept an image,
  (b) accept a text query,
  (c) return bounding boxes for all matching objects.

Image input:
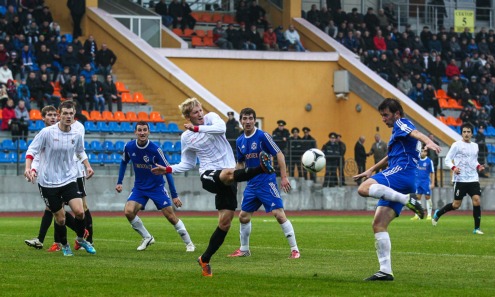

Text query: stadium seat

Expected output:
[162,141,174,152]
[97,122,111,133]
[65,33,73,43]
[156,122,168,133]
[173,141,181,153]
[110,153,122,164]
[6,152,17,163]
[0,152,8,163]
[126,111,138,123]
[84,141,92,152]
[200,13,212,23]
[19,152,26,162]
[87,153,98,163]
[84,121,99,133]
[133,92,148,104]
[149,123,157,133]
[29,109,42,121]
[115,81,130,94]
[211,13,223,23]
[2,139,15,151]
[98,153,109,164]
[152,140,161,148]
[137,111,150,121]
[437,98,449,109]
[122,93,133,103]
[103,153,115,164]
[195,30,206,38]
[114,141,126,153]
[203,36,214,47]
[15,139,28,151]
[190,12,200,21]
[223,14,235,24]
[486,126,495,137]
[81,110,90,120]
[102,141,115,153]
[172,28,184,37]
[191,36,204,47]
[102,111,115,122]
[0,109,2,119]
[149,111,164,123]
[113,111,127,122]
[91,140,104,152]
[170,153,181,164]
[28,120,37,131]
[90,111,103,122]
[167,122,182,133]
[447,99,463,110]
[183,28,194,37]
[121,122,134,133]
[108,122,122,133]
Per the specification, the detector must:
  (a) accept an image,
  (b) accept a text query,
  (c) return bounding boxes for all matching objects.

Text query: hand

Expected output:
[151,163,170,175]
[172,197,182,208]
[184,123,195,131]
[425,140,441,154]
[477,164,485,172]
[115,184,123,193]
[24,168,36,184]
[280,176,291,193]
[86,167,94,179]
[453,167,461,175]
[353,168,373,181]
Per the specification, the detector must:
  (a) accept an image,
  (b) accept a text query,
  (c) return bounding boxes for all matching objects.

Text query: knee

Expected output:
[357,185,369,197]
[124,208,136,221]
[73,210,84,220]
[218,220,232,231]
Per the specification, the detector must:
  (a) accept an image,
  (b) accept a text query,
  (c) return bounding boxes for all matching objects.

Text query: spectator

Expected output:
[79,62,95,83]
[408,82,427,109]
[275,25,289,51]
[272,119,290,175]
[397,73,413,95]
[61,44,80,75]
[168,0,184,29]
[354,136,366,185]
[319,6,332,33]
[263,25,278,51]
[67,0,86,39]
[336,133,346,185]
[83,35,98,62]
[61,73,79,104]
[213,21,233,49]
[102,74,122,112]
[373,29,386,55]
[17,79,32,111]
[248,0,267,29]
[180,0,196,30]
[301,127,317,181]
[322,132,341,187]
[347,8,363,27]
[13,99,29,141]
[238,23,253,50]
[225,111,240,156]
[0,63,13,85]
[288,127,303,177]
[363,7,379,35]
[26,71,43,108]
[428,54,446,89]
[87,74,104,112]
[235,0,250,26]
[475,125,488,178]
[366,133,387,172]
[96,43,117,77]
[7,51,22,81]
[1,97,17,140]
[424,82,443,116]
[284,24,305,52]
[306,4,321,28]
[246,24,262,50]
[447,74,464,100]
[445,58,460,79]
[155,0,173,27]
[226,24,241,50]
[479,89,493,113]
[376,8,389,30]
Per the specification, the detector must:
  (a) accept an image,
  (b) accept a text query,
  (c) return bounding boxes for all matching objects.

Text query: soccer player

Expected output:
[411,144,435,221]
[151,98,274,277]
[115,121,195,252]
[353,98,441,281]
[24,100,96,256]
[432,123,484,234]
[228,107,300,259]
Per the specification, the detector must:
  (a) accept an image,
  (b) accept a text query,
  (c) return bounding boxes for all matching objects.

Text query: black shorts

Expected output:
[38,182,82,213]
[454,182,481,200]
[201,170,237,211]
[77,177,87,197]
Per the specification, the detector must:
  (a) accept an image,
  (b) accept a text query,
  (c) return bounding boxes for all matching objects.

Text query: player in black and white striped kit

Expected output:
[24,101,96,256]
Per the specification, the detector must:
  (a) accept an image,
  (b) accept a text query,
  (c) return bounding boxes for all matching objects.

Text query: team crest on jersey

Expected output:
[143,155,149,163]
[251,142,257,150]
[71,138,75,145]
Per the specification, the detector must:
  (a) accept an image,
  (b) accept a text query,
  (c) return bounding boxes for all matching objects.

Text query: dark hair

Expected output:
[59,100,75,112]
[378,98,404,117]
[239,107,256,120]
[134,120,149,131]
[461,122,473,133]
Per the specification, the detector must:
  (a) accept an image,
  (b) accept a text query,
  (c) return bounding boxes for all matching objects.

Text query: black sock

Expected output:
[473,205,481,229]
[233,167,264,182]
[37,210,53,243]
[85,209,93,243]
[201,227,228,263]
[54,222,67,245]
[65,212,76,232]
[75,217,85,238]
[437,203,454,218]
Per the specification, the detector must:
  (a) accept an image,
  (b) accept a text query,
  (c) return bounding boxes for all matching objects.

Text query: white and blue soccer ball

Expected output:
[301,148,326,173]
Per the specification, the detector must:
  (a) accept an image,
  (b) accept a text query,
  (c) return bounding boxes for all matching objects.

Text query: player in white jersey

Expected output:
[24,101,96,256]
[152,98,274,277]
[433,123,485,234]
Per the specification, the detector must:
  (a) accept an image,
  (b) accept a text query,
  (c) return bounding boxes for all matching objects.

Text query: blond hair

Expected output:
[179,97,201,118]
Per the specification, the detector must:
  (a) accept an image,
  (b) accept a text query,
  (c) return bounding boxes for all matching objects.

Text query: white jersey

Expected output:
[26,124,86,188]
[72,120,86,178]
[171,112,235,175]
[444,140,480,183]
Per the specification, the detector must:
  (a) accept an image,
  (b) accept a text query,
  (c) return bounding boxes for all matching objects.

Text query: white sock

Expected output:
[174,219,192,244]
[375,232,392,274]
[369,184,408,204]
[130,216,151,239]
[426,199,432,217]
[281,220,298,251]
[240,222,251,251]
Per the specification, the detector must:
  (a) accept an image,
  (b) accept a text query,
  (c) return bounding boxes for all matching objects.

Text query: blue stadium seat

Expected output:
[19,152,26,162]
[152,140,161,148]
[98,122,111,133]
[91,140,104,153]
[28,121,37,131]
[84,141,92,152]
[114,141,125,153]
[156,122,168,133]
[102,141,115,153]
[108,122,122,133]
[98,153,108,164]
[121,122,134,133]
[110,153,122,164]
[161,141,174,152]
[36,120,45,130]
[486,126,495,137]
[7,152,17,163]
[65,33,73,43]
[2,139,15,151]
[15,139,28,151]
[170,153,181,164]
[84,121,99,133]
[488,144,495,153]
[173,141,181,153]
[87,153,98,163]
[167,122,182,133]
[149,123,157,133]
[0,152,8,163]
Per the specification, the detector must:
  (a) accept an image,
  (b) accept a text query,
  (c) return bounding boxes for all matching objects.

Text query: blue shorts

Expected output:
[372,166,416,216]
[127,187,172,210]
[416,182,431,196]
[242,180,284,213]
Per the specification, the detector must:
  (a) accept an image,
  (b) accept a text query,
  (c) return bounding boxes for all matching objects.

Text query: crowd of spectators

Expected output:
[303,3,495,130]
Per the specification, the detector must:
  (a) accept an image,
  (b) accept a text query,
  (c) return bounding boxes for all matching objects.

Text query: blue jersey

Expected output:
[117,140,177,196]
[416,156,434,185]
[387,118,421,170]
[236,128,280,186]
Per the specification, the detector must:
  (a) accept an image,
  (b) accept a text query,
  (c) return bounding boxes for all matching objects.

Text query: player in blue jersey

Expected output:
[353,98,441,281]
[116,121,195,252]
[411,144,435,221]
[227,107,300,259]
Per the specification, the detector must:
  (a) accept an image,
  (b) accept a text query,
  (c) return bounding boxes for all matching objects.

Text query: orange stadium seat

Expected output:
[137,111,150,121]
[172,28,184,37]
[447,99,463,109]
[133,92,148,104]
[0,109,2,119]
[183,28,194,37]
[115,81,130,94]
[113,111,127,122]
[437,98,449,109]
[200,13,212,23]
[121,92,133,103]
[81,110,90,120]
[102,111,115,122]
[190,12,201,21]
[212,13,223,23]
[29,109,42,121]
[223,14,235,24]
[195,30,206,38]
[149,111,164,123]
[207,30,213,38]
[434,89,449,99]
[203,36,214,47]
[191,36,204,47]
[126,111,138,122]
[90,111,103,121]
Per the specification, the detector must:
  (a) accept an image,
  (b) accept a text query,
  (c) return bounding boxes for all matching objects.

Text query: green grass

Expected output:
[0,214,494,297]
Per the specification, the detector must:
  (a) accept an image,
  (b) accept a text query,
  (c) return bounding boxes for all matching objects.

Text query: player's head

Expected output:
[239,107,256,134]
[134,121,150,143]
[460,122,473,142]
[58,101,76,126]
[179,97,204,125]
[41,105,57,126]
[420,143,428,158]
[378,98,404,127]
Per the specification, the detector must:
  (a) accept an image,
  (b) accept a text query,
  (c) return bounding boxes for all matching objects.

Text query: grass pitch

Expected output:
[0,214,494,297]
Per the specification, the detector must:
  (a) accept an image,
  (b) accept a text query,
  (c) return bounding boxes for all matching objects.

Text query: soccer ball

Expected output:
[301,149,326,173]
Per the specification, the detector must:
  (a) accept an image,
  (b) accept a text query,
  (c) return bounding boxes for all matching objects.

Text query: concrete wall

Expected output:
[3,176,495,212]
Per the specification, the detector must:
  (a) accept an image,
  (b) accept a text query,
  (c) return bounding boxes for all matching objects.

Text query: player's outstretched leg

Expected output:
[406,193,425,219]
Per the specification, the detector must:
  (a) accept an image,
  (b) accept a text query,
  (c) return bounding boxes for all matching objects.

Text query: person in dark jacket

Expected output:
[96,43,117,78]
[354,136,367,185]
[102,74,122,112]
[67,0,86,39]
[322,132,342,187]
